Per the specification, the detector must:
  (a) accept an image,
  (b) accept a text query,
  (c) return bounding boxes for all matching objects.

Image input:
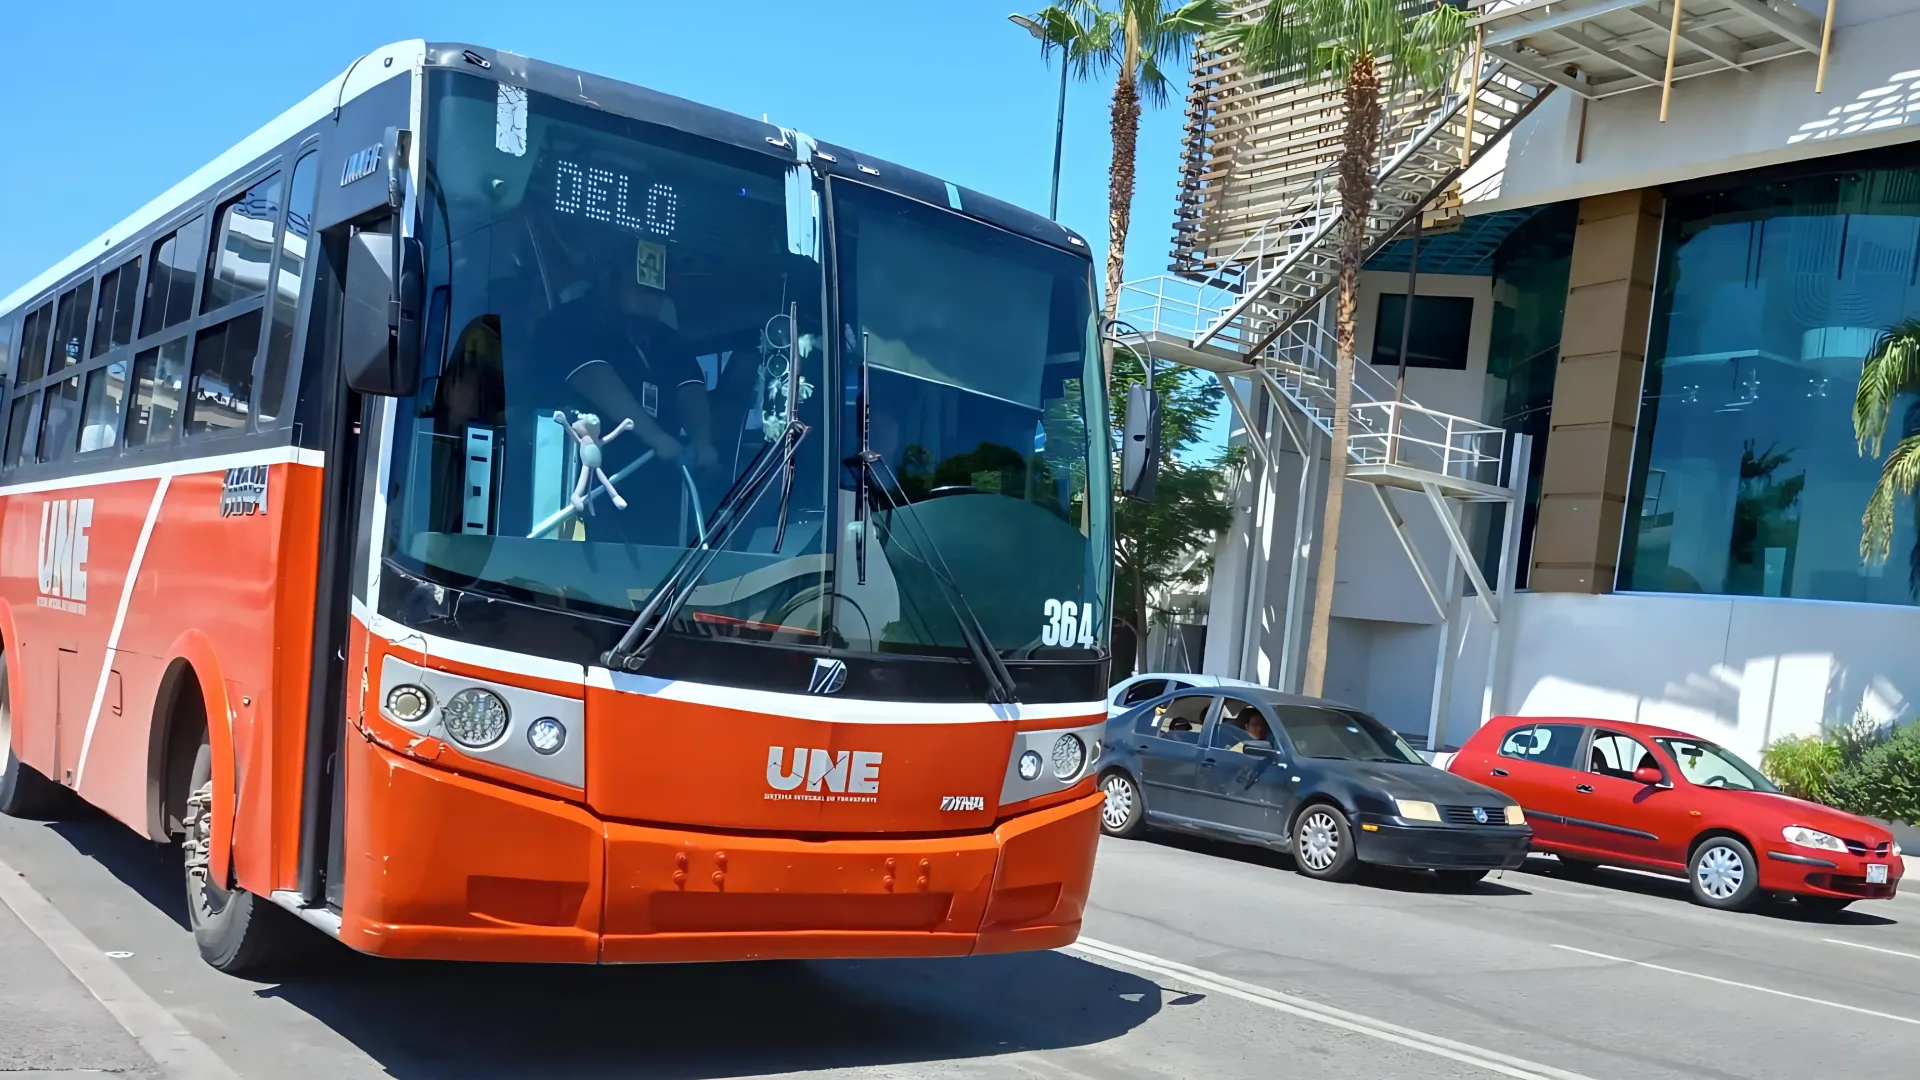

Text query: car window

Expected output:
[1273,706,1423,763]
[1138,692,1213,744]
[1210,698,1276,755]
[1654,737,1776,792]
[1167,680,1194,692]
[1498,723,1584,769]
[1116,678,1169,707]
[1587,731,1659,780]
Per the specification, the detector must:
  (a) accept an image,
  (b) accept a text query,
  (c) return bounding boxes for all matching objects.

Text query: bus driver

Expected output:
[531,245,719,544]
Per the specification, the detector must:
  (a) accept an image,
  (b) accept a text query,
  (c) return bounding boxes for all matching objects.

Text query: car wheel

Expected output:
[1434,869,1489,889]
[0,654,73,820]
[182,737,310,974]
[1688,835,1761,912]
[1099,771,1145,838]
[1794,896,1853,916]
[1291,805,1358,883]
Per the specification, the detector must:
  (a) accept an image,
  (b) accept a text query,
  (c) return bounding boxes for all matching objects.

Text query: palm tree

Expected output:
[1855,320,1920,586]
[1229,0,1468,696]
[1018,1,1223,378]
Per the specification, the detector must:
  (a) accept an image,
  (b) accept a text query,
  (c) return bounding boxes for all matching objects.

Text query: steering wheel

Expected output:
[1704,775,1730,788]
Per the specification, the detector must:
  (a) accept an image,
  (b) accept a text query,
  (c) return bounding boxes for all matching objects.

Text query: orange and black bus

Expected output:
[0,40,1114,971]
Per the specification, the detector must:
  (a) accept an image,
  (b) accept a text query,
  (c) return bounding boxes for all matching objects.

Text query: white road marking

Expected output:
[1069,937,1597,1080]
[72,476,170,793]
[1824,938,1920,962]
[0,853,241,1079]
[1551,944,1920,1026]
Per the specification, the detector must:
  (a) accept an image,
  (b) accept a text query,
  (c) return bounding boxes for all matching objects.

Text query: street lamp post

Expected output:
[1009,13,1069,221]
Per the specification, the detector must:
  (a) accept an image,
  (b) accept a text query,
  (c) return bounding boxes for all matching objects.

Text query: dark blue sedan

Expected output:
[1097,685,1532,884]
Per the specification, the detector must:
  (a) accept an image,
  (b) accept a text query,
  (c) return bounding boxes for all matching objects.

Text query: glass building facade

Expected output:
[1620,157,1920,606]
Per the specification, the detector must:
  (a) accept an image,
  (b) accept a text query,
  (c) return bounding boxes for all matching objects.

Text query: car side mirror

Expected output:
[1633,766,1664,785]
[1245,743,1277,759]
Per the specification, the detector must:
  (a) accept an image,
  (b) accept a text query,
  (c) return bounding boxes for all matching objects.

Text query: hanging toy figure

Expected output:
[555,410,635,513]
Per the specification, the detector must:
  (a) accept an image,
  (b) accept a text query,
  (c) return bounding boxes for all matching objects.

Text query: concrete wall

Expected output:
[1466,1,1920,215]
[1491,590,1920,762]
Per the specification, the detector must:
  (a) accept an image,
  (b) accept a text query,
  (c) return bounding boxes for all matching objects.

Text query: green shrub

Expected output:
[1829,721,1920,827]
[1761,735,1841,803]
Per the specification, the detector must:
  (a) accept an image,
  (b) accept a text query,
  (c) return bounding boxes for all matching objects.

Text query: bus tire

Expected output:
[0,652,74,820]
[182,736,307,974]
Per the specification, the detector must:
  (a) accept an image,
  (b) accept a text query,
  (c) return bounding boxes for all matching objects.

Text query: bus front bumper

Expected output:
[339,736,1103,963]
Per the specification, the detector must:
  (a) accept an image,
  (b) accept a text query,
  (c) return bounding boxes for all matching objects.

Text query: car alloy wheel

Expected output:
[1297,810,1341,871]
[1100,775,1134,831]
[1695,844,1745,900]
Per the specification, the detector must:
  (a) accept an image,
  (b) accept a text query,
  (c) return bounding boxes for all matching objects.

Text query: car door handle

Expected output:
[1575,784,1593,793]
[1491,768,1509,777]
[1199,758,1217,769]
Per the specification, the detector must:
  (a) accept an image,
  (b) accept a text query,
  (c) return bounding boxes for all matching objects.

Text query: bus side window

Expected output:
[258,151,317,425]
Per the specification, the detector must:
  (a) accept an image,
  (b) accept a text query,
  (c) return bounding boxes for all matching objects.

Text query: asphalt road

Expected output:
[2,808,1917,1080]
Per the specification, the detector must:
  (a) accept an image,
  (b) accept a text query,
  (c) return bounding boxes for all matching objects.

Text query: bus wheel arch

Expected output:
[147,634,237,886]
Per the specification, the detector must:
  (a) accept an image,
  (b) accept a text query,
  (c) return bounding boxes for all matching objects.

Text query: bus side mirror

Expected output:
[1120,383,1160,502]
[342,228,424,397]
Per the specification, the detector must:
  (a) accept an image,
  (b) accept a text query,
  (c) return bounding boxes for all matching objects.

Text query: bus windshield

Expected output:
[386,70,1109,664]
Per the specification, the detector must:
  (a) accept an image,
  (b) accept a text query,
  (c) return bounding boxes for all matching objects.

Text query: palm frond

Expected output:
[1854,319,1920,456]
[1861,433,1920,563]
[1227,0,1470,92]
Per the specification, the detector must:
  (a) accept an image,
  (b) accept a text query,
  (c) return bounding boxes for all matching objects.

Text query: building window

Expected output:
[1372,293,1473,370]
[1621,163,1920,606]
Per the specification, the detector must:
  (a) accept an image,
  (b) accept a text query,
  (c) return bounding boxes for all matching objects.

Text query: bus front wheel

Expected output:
[182,736,308,974]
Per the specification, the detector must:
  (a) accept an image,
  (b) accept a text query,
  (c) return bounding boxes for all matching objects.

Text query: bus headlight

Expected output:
[385,684,432,723]
[442,688,509,748]
[1051,734,1086,779]
[526,717,566,755]
[1018,750,1043,781]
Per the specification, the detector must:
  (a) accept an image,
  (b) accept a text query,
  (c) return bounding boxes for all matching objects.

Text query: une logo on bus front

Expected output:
[765,746,881,803]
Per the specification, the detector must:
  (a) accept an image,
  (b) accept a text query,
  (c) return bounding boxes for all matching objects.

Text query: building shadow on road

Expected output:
[1135,831,1533,898]
[1513,859,1901,926]
[34,812,1165,1078]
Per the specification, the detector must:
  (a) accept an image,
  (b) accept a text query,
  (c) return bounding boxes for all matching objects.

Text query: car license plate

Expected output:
[1866,863,1889,885]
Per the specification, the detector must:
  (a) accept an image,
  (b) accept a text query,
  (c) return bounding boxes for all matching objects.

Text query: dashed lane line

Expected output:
[1551,944,1920,1026]
[0,854,242,1080]
[1824,938,1920,962]
[1068,937,1598,1080]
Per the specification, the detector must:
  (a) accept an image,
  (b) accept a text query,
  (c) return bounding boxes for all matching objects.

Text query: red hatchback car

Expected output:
[1450,717,1904,913]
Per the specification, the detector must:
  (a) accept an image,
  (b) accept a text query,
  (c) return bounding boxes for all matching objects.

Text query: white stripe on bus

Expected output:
[72,476,172,794]
[0,445,323,498]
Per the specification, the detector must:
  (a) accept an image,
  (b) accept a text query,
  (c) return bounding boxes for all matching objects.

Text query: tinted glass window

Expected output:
[1498,723,1584,769]
[259,153,316,423]
[187,310,262,436]
[1274,706,1424,763]
[36,375,82,462]
[51,281,93,374]
[6,391,41,465]
[92,258,142,357]
[1587,731,1659,780]
[17,305,51,384]
[1139,693,1212,743]
[1372,293,1473,370]
[79,361,128,454]
[203,173,282,312]
[1211,699,1275,754]
[1117,679,1169,707]
[141,217,206,337]
[127,338,188,448]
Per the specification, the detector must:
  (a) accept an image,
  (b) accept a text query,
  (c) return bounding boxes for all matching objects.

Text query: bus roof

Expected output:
[3,40,1091,321]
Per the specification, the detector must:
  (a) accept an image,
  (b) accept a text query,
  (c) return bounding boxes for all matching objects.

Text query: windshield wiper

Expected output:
[602,418,810,671]
[847,453,1020,704]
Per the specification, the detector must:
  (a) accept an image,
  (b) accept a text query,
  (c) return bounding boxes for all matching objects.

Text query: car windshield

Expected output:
[1654,737,1778,792]
[1279,706,1425,764]
[382,71,1110,662]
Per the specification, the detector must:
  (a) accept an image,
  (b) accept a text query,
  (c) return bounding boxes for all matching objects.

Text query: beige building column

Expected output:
[1531,189,1663,593]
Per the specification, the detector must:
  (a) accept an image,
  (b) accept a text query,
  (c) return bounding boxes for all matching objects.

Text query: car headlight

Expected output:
[441,687,510,748]
[1505,805,1526,825]
[1018,750,1043,781]
[1782,825,1847,852]
[1395,798,1442,823]
[1051,734,1086,780]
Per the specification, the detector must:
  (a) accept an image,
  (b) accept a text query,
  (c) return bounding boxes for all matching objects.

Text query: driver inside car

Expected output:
[531,246,719,545]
